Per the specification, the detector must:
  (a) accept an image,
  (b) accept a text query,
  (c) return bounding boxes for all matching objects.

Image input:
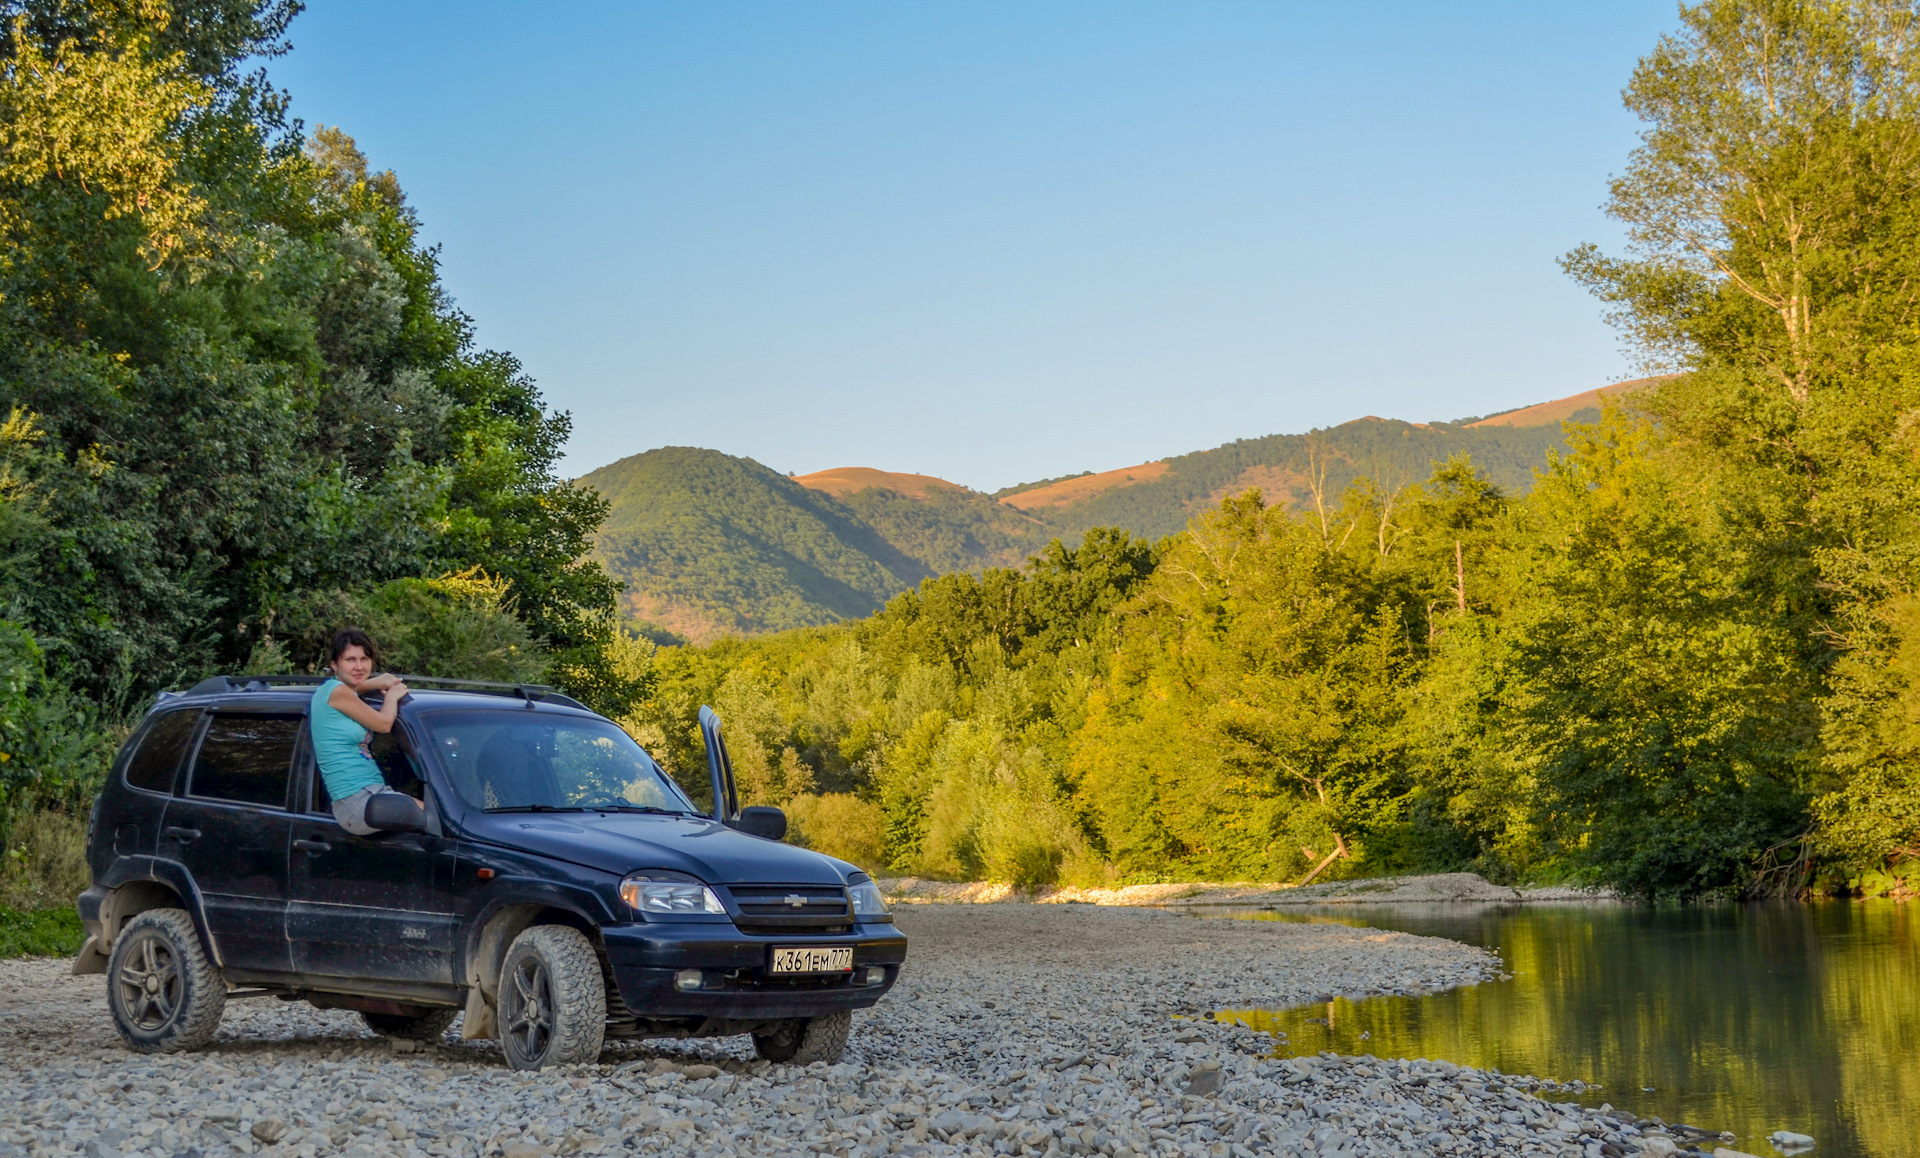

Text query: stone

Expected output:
[502,1146,551,1158]
[682,1065,721,1080]
[1712,1150,1763,1158]
[1767,1132,1815,1152]
[1183,1068,1224,1097]
[82,1140,120,1158]
[250,1121,287,1145]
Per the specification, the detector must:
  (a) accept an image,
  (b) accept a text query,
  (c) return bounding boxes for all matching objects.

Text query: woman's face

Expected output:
[334,644,374,685]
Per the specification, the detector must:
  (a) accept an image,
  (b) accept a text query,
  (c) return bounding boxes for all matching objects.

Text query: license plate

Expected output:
[770,945,853,973]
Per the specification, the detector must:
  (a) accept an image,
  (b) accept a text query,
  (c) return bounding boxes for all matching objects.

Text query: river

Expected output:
[1183,901,1918,1158]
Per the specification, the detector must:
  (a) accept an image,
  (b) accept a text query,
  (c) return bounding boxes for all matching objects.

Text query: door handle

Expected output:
[293,838,332,855]
[164,826,201,841]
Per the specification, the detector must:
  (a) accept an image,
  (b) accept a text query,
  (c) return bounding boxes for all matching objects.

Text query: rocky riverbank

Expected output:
[0,903,1663,1158]
[880,872,1619,907]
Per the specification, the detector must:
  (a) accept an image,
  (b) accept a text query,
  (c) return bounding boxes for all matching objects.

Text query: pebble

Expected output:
[0,903,1661,1157]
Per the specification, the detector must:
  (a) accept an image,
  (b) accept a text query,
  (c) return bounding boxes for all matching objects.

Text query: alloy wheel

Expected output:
[506,957,554,1062]
[114,931,181,1031]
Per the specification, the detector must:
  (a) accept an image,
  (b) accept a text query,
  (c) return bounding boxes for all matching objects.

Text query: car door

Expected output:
[285,725,463,990]
[157,709,301,979]
[697,705,739,822]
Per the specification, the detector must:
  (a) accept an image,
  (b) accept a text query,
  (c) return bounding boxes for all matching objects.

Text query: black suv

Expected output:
[76,676,905,1069]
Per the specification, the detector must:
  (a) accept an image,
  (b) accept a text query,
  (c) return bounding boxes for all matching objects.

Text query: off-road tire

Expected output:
[105,908,226,1053]
[497,925,605,1070]
[752,1010,851,1064]
[361,1008,458,1042]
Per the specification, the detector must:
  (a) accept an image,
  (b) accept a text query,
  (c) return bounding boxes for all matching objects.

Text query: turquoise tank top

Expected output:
[310,678,385,800]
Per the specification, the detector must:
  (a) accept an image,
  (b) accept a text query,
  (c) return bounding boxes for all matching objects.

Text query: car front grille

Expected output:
[724,884,852,935]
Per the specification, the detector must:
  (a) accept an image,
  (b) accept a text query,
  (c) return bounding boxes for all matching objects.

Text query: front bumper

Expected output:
[602,920,908,1019]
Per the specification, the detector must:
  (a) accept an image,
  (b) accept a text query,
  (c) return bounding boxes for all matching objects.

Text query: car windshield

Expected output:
[422,710,697,815]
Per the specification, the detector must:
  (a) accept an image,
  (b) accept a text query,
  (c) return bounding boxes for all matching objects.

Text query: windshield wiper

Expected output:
[484,804,587,813]
[588,804,693,816]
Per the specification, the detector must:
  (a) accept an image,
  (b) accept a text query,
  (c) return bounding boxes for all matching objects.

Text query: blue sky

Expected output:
[268,2,1679,490]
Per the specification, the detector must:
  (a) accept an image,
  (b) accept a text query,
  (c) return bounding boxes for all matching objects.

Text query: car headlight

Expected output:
[620,873,726,915]
[848,876,891,920]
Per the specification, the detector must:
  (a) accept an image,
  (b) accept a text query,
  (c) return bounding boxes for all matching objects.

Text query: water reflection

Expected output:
[1183,902,1919,1158]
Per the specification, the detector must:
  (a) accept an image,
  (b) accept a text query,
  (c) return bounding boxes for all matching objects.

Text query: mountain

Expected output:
[582,379,1657,642]
[579,448,936,642]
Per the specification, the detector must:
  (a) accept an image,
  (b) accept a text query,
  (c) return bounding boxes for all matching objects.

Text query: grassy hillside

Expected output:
[581,448,935,642]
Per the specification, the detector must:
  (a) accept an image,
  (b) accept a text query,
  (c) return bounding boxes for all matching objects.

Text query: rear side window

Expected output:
[187,713,301,808]
[124,710,202,793]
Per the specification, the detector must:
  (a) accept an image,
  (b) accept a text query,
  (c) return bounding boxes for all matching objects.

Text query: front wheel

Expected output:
[105,908,226,1053]
[497,925,606,1070]
[752,1011,851,1064]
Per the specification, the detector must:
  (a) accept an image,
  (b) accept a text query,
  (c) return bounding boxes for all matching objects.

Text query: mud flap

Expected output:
[70,934,108,976]
[462,986,497,1040]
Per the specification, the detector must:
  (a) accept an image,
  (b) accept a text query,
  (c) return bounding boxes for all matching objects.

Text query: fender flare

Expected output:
[458,880,616,1040]
[96,856,223,970]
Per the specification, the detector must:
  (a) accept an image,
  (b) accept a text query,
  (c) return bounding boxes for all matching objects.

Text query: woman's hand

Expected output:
[357,673,401,692]
[330,679,410,734]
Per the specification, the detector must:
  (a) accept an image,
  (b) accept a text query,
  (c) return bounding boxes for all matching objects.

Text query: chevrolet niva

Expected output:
[76,676,906,1069]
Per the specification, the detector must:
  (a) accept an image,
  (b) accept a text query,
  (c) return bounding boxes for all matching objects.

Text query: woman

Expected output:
[312,627,419,835]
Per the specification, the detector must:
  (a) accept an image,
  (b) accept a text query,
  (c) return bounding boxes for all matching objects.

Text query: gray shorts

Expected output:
[331,785,409,836]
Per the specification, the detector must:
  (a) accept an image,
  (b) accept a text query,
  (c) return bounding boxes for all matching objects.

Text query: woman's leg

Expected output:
[331,786,382,835]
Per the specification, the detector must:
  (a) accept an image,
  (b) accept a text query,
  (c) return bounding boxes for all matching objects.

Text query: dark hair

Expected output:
[329,627,379,666]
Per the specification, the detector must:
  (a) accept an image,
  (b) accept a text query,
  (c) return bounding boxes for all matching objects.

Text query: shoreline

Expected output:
[879,870,1621,908]
[0,902,1663,1158]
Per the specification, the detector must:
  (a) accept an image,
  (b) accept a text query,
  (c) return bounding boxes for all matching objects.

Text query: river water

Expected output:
[1184,902,1919,1158]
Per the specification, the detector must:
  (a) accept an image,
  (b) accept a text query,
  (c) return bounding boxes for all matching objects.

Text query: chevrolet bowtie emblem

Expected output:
[785,894,807,908]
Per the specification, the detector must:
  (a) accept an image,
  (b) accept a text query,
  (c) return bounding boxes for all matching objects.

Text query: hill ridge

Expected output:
[582,382,1648,642]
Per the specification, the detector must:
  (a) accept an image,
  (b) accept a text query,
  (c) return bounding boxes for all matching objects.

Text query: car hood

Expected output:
[459,812,849,885]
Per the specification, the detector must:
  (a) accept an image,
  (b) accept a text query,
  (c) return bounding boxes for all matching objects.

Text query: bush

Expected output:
[0,906,83,958]
[259,570,550,683]
[0,807,88,910]
[0,620,115,867]
[786,793,886,871]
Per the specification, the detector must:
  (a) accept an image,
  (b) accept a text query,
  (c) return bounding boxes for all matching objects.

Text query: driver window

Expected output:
[307,730,423,814]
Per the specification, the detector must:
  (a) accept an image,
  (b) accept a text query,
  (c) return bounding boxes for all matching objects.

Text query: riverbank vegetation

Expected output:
[629,0,1920,900]
[0,0,649,891]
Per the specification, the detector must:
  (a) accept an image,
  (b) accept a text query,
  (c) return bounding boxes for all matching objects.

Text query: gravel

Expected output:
[0,903,1670,1158]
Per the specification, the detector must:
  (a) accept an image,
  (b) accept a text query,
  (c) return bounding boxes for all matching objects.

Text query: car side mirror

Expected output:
[364,792,428,833]
[730,806,787,842]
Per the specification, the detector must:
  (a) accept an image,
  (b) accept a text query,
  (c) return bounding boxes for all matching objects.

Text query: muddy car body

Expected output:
[76,676,905,1067]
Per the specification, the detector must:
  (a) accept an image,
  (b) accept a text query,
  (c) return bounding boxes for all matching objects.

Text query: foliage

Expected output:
[0,904,82,957]
[1562,0,1920,888]
[0,803,86,909]
[0,1,627,739]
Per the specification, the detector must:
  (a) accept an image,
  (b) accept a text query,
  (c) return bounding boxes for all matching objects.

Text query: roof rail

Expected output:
[390,675,574,707]
[176,673,588,711]
[182,674,329,696]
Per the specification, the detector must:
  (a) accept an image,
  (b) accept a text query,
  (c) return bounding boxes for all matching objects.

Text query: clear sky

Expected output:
[266,2,1679,491]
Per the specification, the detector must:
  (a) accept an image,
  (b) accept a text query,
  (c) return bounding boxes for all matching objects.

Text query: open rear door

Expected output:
[696,705,739,823]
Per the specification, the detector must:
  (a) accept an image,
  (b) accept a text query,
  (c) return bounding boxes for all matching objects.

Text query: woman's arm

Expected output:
[345,673,401,692]
[328,681,411,733]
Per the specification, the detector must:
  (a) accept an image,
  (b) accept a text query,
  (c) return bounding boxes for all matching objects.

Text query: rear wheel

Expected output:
[752,1011,851,1064]
[497,926,606,1070]
[105,908,226,1053]
[361,1008,458,1042]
